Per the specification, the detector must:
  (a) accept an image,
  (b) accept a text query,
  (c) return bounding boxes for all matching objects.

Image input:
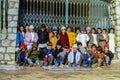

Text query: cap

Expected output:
[29,25,34,29]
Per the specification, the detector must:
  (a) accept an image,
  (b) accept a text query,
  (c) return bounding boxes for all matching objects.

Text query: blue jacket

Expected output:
[16,31,24,48]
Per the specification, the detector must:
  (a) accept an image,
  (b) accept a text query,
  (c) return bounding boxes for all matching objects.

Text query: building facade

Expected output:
[0,0,120,64]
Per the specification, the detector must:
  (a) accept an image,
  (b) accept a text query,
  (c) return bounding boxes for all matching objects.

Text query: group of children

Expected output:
[15,24,115,68]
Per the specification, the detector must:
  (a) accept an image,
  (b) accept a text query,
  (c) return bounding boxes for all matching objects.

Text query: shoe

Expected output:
[30,63,34,67]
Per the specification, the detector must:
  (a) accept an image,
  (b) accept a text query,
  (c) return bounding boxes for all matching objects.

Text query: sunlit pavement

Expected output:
[0,63,120,80]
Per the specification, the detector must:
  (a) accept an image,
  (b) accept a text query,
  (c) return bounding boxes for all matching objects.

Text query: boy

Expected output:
[53,40,64,67]
[92,46,106,68]
[15,42,27,66]
[43,42,54,66]
[80,47,92,67]
[27,43,40,67]
[104,44,114,65]
[68,44,81,66]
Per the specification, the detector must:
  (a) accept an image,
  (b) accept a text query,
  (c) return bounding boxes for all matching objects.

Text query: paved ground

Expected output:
[0,63,120,80]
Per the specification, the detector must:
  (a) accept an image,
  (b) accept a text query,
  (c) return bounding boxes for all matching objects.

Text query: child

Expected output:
[99,29,108,49]
[92,46,106,68]
[63,45,72,65]
[43,42,54,66]
[108,28,116,53]
[53,40,64,67]
[15,42,27,66]
[76,27,90,48]
[25,25,38,50]
[66,26,76,47]
[59,26,69,47]
[49,26,59,49]
[68,44,81,66]
[16,25,25,48]
[27,43,40,66]
[104,44,114,65]
[80,47,92,67]
[77,42,83,53]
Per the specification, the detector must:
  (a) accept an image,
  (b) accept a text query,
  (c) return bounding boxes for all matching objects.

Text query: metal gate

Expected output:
[18,0,110,29]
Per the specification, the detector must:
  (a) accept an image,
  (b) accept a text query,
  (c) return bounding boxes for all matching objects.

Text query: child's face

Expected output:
[57,45,61,49]
[48,45,52,49]
[30,29,34,32]
[73,47,78,52]
[78,45,82,48]
[92,29,95,33]
[20,26,24,32]
[81,50,85,54]
[33,47,36,50]
[76,30,80,34]
[92,46,96,50]
[105,48,109,51]
[98,29,101,33]
[110,29,114,33]
[102,30,106,34]
[62,29,66,33]
[67,28,71,32]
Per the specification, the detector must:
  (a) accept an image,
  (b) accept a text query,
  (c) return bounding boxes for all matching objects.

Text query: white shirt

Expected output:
[31,32,35,41]
[76,33,90,47]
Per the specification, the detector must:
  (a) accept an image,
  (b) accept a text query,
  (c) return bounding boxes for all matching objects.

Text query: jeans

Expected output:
[54,55,65,66]
[27,58,39,65]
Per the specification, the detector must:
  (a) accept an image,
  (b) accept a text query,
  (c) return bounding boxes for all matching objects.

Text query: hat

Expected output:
[29,25,34,29]
[72,44,78,48]
[57,40,62,45]
[104,44,109,49]
[61,25,66,30]
[19,42,26,48]
[86,27,91,30]
[32,43,38,48]
[52,26,58,31]
[79,47,86,51]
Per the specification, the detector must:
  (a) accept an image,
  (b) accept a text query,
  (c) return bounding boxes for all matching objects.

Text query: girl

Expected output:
[49,26,59,49]
[25,25,38,50]
[59,26,69,48]
[99,29,108,49]
[16,25,25,48]
[91,28,98,46]
[66,26,76,47]
[76,27,90,48]
[108,28,116,53]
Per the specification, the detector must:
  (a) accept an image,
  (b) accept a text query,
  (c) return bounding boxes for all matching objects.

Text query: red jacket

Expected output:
[59,32,69,47]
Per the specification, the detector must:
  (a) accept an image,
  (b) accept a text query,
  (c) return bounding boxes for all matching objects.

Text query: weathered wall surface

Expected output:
[110,0,120,59]
[0,0,19,64]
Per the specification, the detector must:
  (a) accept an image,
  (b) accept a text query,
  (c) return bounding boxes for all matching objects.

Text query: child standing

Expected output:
[76,27,90,48]
[49,26,59,49]
[66,26,76,47]
[108,28,116,53]
[59,26,69,48]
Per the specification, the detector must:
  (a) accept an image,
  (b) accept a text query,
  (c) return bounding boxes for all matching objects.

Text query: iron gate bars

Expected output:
[18,0,110,30]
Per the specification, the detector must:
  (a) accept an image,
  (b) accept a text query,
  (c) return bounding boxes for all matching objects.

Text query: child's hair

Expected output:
[64,44,70,49]
[97,46,103,53]
[109,28,115,33]
[47,42,52,46]
[77,42,82,46]
[91,44,97,49]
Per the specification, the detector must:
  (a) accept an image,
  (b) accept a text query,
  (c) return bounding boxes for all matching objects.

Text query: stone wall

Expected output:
[0,0,19,64]
[110,0,120,59]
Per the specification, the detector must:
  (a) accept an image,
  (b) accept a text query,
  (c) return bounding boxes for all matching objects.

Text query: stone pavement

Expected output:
[0,63,120,80]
